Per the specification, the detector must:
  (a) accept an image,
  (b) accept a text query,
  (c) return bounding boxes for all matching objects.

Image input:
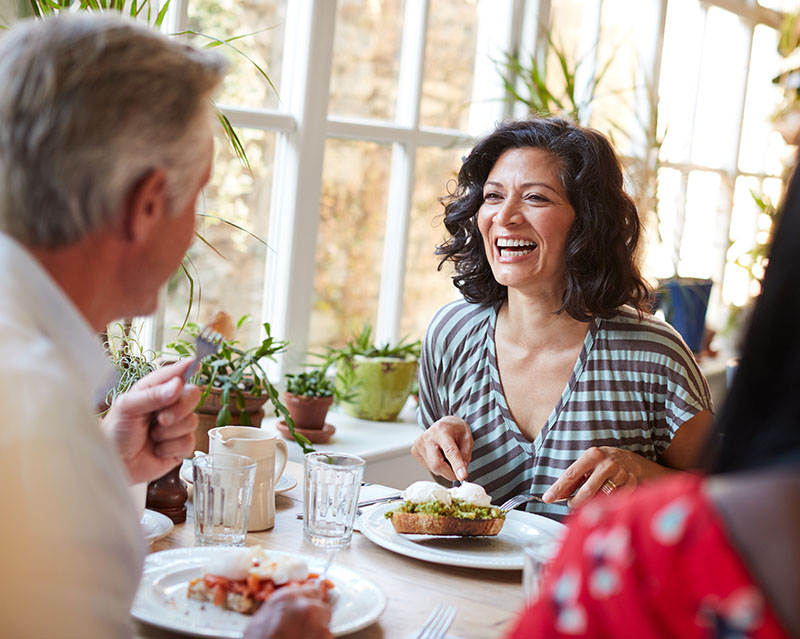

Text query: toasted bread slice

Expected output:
[390,512,504,536]
[187,579,257,614]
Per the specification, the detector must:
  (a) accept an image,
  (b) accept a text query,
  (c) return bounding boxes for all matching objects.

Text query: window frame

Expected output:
[153,0,789,375]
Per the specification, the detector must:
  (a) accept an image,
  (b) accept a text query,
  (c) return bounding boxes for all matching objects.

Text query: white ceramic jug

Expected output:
[208,426,288,531]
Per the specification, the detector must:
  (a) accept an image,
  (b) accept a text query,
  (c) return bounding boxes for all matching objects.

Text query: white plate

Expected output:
[131,547,386,638]
[180,458,298,494]
[140,509,174,544]
[359,503,566,570]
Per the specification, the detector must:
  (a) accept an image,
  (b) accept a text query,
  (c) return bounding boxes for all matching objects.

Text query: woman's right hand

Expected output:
[244,582,332,639]
[411,416,473,482]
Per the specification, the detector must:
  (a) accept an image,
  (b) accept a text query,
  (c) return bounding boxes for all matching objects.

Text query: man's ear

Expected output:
[122,169,169,244]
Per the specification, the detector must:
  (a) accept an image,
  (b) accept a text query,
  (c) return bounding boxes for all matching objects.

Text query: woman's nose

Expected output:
[493,196,523,225]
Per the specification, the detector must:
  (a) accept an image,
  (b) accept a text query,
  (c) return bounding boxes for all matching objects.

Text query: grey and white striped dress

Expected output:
[417,299,713,521]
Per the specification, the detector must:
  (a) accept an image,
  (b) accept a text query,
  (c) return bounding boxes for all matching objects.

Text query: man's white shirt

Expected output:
[0,233,145,638]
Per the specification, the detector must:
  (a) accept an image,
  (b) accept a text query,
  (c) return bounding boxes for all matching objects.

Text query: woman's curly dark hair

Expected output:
[437,117,651,320]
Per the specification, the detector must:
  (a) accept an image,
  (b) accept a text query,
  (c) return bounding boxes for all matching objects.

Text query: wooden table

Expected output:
[134,461,525,639]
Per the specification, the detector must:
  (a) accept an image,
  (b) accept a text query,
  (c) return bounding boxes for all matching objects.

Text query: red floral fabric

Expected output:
[509,474,787,639]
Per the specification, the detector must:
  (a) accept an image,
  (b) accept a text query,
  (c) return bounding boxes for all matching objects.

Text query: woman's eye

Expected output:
[483,192,501,201]
[526,193,548,203]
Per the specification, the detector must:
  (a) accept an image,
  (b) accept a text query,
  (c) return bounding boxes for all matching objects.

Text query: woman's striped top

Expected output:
[417,299,713,521]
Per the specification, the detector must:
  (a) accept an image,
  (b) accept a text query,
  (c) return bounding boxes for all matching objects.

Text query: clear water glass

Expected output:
[303,452,365,548]
[193,453,256,546]
[522,538,560,603]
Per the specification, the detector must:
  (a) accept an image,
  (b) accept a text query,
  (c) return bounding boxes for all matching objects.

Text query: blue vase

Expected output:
[655,278,713,353]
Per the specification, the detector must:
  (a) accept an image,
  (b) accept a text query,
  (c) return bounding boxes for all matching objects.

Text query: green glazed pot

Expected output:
[337,356,417,421]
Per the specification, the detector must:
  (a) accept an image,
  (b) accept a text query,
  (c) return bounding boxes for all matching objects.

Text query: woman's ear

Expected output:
[122,169,169,244]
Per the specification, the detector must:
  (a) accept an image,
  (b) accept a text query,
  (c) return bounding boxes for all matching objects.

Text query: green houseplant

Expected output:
[283,369,335,430]
[100,322,157,413]
[166,314,313,454]
[322,325,420,422]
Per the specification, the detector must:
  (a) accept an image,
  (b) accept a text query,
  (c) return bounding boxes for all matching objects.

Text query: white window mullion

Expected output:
[574,0,602,126]
[164,0,188,34]
[468,0,518,136]
[262,0,337,378]
[513,0,552,120]
[709,21,754,323]
[374,0,429,347]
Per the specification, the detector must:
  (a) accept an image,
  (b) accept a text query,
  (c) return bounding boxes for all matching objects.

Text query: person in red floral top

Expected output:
[509,158,800,639]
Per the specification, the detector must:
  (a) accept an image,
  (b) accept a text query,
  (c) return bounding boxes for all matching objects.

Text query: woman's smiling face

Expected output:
[477,146,576,297]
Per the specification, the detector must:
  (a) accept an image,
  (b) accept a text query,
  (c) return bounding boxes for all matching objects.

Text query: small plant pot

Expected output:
[337,356,417,421]
[194,387,268,453]
[283,392,334,430]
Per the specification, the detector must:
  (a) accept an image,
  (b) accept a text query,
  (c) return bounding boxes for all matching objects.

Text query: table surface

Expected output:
[134,461,526,639]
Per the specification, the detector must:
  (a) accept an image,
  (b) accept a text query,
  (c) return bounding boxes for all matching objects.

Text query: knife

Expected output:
[295,492,403,519]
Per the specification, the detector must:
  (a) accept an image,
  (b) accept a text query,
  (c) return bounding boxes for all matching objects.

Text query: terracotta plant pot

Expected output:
[337,356,417,421]
[283,392,334,430]
[194,386,268,453]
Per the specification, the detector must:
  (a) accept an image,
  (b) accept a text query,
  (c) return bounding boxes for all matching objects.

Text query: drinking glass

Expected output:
[522,538,560,602]
[193,453,257,546]
[303,452,365,548]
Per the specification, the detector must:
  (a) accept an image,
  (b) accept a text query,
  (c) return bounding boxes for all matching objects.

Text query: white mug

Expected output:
[208,426,288,531]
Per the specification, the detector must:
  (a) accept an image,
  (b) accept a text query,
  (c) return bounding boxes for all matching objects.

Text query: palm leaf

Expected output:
[174,29,277,98]
[217,110,251,173]
[196,212,268,246]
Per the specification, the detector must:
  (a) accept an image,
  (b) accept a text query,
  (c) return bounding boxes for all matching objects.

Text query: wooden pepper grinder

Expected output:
[146,462,187,524]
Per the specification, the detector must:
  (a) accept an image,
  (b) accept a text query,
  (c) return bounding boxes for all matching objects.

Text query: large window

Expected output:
[161,0,790,375]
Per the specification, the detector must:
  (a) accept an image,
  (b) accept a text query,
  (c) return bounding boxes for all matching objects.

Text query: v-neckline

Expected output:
[487,307,600,452]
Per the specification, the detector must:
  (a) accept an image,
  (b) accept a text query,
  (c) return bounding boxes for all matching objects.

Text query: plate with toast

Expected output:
[359,501,565,570]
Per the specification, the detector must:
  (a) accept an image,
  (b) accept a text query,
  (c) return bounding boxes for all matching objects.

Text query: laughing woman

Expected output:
[411,118,713,521]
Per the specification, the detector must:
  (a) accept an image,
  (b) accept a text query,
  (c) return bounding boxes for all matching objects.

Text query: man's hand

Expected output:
[542,446,671,508]
[244,583,332,639]
[411,416,473,482]
[102,359,200,484]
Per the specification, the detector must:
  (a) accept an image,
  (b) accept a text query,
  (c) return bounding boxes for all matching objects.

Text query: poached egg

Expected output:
[205,546,309,585]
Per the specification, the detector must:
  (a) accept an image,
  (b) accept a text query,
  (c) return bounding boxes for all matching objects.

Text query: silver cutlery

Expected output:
[414,603,457,639]
[182,325,224,381]
[295,491,403,519]
[499,493,570,512]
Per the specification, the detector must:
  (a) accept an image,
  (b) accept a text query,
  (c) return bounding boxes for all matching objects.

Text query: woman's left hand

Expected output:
[541,446,670,508]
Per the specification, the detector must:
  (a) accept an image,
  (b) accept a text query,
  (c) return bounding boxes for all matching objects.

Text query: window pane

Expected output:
[596,0,661,156]
[739,25,792,175]
[328,0,404,121]
[758,0,798,10]
[187,0,286,110]
[646,167,683,279]
[659,0,705,164]
[420,0,480,130]
[164,130,274,348]
[546,0,586,116]
[401,146,466,341]
[678,170,721,278]
[690,8,751,170]
[309,140,392,353]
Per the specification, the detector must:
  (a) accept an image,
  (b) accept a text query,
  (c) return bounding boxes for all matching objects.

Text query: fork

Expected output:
[182,325,223,381]
[499,493,570,512]
[414,603,457,639]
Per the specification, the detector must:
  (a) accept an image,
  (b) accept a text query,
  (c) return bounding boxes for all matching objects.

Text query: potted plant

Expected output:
[283,369,336,430]
[101,322,189,523]
[322,325,420,422]
[165,313,313,454]
[100,322,157,413]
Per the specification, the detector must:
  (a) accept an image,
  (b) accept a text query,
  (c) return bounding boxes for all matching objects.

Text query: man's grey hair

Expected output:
[0,13,228,248]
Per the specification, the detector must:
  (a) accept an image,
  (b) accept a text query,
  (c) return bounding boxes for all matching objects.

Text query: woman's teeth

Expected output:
[497,238,537,256]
